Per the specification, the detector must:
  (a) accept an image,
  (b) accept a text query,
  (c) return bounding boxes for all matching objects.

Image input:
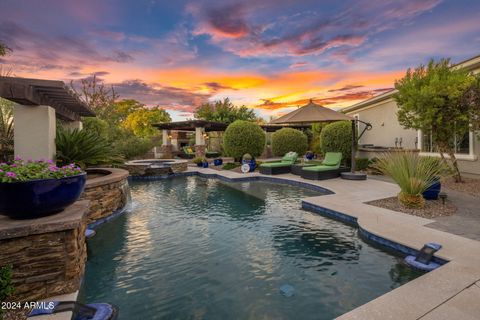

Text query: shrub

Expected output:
[355,158,370,171]
[271,128,308,156]
[56,127,122,168]
[113,135,153,160]
[320,121,352,164]
[192,157,205,164]
[0,265,14,305]
[223,120,265,159]
[374,152,450,208]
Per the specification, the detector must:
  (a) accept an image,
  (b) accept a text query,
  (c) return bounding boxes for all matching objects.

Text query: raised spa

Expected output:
[80,176,423,319]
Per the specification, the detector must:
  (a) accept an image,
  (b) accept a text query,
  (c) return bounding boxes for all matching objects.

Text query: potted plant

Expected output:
[0,157,86,219]
[305,151,314,160]
[213,158,223,166]
[242,153,256,172]
[193,157,204,167]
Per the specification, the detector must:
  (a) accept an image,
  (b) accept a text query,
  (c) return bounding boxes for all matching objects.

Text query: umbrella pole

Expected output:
[351,119,356,173]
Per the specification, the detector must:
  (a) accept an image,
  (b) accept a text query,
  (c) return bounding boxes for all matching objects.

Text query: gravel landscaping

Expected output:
[442,177,480,198]
[366,196,457,218]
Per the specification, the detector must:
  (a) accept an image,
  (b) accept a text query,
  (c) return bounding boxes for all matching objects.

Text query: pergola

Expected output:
[153,119,311,158]
[0,77,94,160]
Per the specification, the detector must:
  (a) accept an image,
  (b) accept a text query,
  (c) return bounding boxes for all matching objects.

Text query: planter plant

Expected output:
[374,152,449,208]
[0,157,86,219]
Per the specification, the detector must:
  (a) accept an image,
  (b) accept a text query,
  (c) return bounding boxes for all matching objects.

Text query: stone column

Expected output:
[14,105,56,161]
[63,120,83,131]
[195,127,206,158]
[170,130,179,151]
[160,129,172,159]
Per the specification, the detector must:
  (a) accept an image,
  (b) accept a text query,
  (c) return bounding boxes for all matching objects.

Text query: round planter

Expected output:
[305,152,314,160]
[202,162,209,168]
[0,173,86,219]
[196,162,203,167]
[213,159,223,166]
[242,159,256,172]
[423,180,441,200]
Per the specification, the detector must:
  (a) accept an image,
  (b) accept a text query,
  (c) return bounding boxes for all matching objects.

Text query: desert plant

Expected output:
[223,120,265,159]
[56,127,122,168]
[374,152,450,208]
[112,134,153,160]
[271,128,308,156]
[320,121,352,164]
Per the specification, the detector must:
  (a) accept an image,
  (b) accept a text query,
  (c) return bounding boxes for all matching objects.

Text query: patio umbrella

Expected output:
[270,99,352,124]
[268,99,365,179]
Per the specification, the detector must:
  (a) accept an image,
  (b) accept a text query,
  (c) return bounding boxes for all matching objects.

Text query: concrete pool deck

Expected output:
[187,167,480,320]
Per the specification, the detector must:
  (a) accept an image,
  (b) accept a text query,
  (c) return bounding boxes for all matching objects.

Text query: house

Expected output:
[342,54,480,176]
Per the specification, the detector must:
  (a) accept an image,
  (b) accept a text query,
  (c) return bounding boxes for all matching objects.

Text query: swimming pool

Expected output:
[80,176,422,319]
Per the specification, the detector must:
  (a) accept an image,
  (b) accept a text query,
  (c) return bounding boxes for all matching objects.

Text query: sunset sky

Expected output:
[0,0,479,120]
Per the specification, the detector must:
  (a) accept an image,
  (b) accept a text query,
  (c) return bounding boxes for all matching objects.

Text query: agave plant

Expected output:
[374,152,450,208]
[56,127,123,169]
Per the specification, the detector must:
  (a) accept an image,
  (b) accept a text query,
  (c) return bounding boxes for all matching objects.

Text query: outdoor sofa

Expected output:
[259,152,298,175]
[301,152,349,180]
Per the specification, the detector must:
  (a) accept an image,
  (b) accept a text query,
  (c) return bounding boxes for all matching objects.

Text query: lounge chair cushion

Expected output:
[183,146,194,154]
[260,162,292,168]
[281,152,298,163]
[322,152,342,167]
[302,165,339,172]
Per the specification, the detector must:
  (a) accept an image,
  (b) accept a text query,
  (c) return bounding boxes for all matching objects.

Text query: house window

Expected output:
[421,122,470,154]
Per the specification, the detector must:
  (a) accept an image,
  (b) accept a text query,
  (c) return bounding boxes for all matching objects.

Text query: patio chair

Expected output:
[259,152,298,175]
[300,152,348,180]
[179,146,195,159]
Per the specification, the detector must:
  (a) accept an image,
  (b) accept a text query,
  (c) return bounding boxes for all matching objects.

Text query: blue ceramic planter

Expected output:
[423,180,441,200]
[305,152,314,160]
[0,173,86,219]
[213,159,223,166]
[202,162,209,168]
[196,162,203,167]
[242,159,256,172]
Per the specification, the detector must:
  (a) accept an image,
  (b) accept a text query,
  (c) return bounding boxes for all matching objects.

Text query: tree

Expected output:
[195,98,256,124]
[394,58,480,182]
[0,41,11,56]
[320,121,352,164]
[122,107,171,138]
[271,128,308,156]
[0,98,14,162]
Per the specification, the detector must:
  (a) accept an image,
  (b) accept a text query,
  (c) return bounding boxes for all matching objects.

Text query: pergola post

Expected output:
[160,129,172,159]
[195,126,206,158]
[14,105,56,161]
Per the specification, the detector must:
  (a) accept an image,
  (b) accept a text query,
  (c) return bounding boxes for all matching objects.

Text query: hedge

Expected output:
[223,120,265,159]
[271,128,308,156]
[320,121,352,163]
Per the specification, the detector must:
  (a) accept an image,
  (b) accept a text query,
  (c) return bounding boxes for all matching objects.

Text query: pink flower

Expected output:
[48,166,58,172]
[6,172,16,178]
[14,156,22,161]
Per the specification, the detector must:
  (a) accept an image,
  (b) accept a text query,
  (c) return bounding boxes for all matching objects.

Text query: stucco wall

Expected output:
[348,99,418,149]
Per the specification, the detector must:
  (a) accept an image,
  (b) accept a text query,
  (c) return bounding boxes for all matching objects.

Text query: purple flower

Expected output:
[48,166,58,172]
[10,164,17,168]
[6,172,16,179]
[14,156,22,161]
[47,159,55,164]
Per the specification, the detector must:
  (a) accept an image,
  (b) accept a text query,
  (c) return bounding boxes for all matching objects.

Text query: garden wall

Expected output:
[81,168,130,224]
[0,201,89,302]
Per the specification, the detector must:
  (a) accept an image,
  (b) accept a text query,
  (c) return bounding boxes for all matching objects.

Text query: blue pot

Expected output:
[305,152,314,160]
[196,162,203,167]
[213,159,223,166]
[423,180,441,200]
[0,173,86,219]
[202,162,209,168]
[242,159,256,172]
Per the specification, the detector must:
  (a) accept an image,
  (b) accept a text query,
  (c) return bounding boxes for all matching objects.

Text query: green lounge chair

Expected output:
[301,152,348,180]
[259,152,298,175]
[181,146,220,159]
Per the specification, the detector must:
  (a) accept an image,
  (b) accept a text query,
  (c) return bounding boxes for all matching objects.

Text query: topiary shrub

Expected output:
[223,120,265,159]
[320,121,352,164]
[271,128,308,156]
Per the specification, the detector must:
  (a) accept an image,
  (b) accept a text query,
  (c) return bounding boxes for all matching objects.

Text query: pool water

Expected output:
[80,177,423,319]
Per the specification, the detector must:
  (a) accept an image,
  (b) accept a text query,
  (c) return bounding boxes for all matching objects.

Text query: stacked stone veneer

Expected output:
[123,160,188,176]
[0,201,89,302]
[81,168,130,224]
